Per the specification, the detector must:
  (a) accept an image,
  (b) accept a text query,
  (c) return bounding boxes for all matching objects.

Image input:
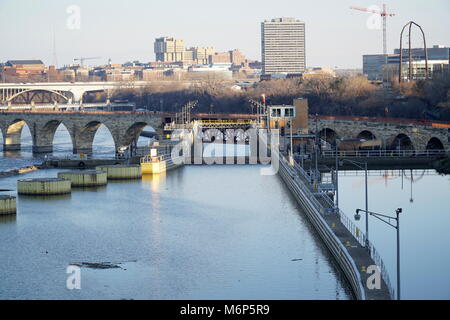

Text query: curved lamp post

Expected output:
[338,159,369,248]
[356,208,403,300]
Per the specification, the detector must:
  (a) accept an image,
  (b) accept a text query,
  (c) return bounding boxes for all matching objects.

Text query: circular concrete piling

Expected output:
[17,178,72,196]
[0,195,16,215]
[96,165,142,180]
[58,170,107,187]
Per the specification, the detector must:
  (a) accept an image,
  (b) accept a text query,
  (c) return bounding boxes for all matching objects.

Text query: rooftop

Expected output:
[264,18,302,23]
[6,60,44,66]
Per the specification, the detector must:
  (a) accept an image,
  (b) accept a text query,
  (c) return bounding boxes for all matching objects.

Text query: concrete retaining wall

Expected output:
[58,171,107,187]
[18,178,72,195]
[278,158,366,300]
[96,165,142,180]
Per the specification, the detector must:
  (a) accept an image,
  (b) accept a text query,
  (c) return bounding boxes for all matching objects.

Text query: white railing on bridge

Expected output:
[0,103,141,113]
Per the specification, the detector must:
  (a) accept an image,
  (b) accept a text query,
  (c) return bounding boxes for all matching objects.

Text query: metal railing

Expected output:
[338,208,396,299]
[287,155,396,299]
[279,157,367,300]
[338,169,438,177]
[321,149,450,158]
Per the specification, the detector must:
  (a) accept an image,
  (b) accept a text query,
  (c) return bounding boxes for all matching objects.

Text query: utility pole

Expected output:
[314,114,319,188]
[179,100,198,125]
[335,143,339,214]
[249,98,267,129]
[290,119,293,162]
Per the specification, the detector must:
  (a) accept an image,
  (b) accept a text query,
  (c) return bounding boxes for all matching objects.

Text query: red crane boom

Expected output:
[350,4,396,55]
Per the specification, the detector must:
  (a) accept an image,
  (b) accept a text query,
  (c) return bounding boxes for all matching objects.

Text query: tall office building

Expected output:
[154,37,185,63]
[261,18,306,75]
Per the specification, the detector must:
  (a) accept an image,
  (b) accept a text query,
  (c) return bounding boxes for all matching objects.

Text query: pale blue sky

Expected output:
[0,0,449,68]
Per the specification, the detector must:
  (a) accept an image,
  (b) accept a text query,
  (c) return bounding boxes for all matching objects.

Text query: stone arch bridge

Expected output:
[311,116,449,151]
[0,111,165,154]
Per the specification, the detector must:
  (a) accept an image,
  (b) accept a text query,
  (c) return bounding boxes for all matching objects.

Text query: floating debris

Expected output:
[76,262,123,270]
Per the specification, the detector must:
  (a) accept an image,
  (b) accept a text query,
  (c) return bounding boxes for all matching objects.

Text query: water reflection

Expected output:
[142,173,166,194]
[338,169,450,299]
[0,166,354,299]
[18,194,72,201]
[72,185,107,192]
[0,214,16,224]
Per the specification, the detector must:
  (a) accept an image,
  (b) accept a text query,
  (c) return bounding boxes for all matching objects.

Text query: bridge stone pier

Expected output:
[310,117,449,151]
[0,112,165,155]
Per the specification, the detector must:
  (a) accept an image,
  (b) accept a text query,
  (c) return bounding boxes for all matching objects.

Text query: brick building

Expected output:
[3,60,45,79]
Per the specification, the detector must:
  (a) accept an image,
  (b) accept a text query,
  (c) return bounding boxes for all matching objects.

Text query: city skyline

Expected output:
[0,0,449,69]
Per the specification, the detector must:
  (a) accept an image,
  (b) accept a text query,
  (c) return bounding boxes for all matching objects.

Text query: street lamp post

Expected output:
[334,143,339,214]
[355,208,403,300]
[339,159,369,248]
[290,119,293,162]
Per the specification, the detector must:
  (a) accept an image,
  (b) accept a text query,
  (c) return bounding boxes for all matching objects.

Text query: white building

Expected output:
[261,18,306,75]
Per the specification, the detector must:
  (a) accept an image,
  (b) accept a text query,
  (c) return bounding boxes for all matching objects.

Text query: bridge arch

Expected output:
[357,130,377,140]
[319,128,340,144]
[74,121,117,156]
[426,137,445,150]
[122,122,154,148]
[32,120,75,154]
[3,119,33,151]
[390,133,415,151]
[7,89,70,104]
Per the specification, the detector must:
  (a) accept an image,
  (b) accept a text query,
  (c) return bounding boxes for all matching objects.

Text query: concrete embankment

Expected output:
[42,159,127,169]
[165,157,184,171]
[278,156,392,300]
[58,171,108,187]
[96,165,142,180]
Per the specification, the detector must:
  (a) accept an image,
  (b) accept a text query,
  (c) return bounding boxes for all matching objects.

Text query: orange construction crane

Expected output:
[350,4,396,55]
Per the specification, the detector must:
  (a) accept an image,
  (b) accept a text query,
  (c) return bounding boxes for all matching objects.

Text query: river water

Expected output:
[0,125,352,300]
[2,124,449,300]
[337,169,450,300]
